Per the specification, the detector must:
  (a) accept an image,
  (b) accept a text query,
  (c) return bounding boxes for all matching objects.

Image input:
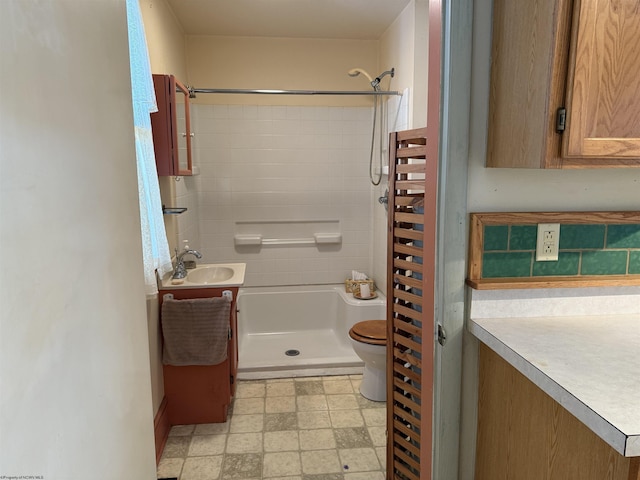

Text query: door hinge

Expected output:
[556,107,566,133]
[437,324,447,346]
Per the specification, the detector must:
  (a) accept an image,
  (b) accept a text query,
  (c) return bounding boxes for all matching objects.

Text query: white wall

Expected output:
[186,35,379,107]
[374,0,429,293]
[0,2,156,478]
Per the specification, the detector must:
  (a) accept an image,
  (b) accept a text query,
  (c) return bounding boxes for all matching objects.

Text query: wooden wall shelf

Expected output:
[467,211,640,290]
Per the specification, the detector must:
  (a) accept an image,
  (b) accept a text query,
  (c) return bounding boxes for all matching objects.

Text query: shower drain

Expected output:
[285,349,300,356]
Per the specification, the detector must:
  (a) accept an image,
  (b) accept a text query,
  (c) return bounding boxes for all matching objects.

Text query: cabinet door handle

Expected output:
[556,107,566,133]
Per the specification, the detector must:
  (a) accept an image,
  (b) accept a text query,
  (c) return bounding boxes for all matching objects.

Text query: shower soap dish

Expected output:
[345,279,375,296]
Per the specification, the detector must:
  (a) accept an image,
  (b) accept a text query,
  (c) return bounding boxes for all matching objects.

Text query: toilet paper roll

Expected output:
[359,283,371,298]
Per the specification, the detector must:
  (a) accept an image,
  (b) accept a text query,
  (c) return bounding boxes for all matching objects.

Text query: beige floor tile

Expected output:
[169,424,196,437]
[350,378,362,391]
[188,434,227,456]
[326,394,359,410]
[345,472,385,480]
[264,430,300,452]
[295,380,324,395]
[233,397,265,415]
[159,377,387,480]
[355,393,383,408]
[162,435,191,457]
[367,426,387,447]
[329,409,364,428]
[221,452,262,479]
[296,411,332,429]
[299,428,336,450]
[156,457,183,478]
[322,375,352,381]
[263,451,302,477]
[375,446,387,470]
[361,408,386,426]
[296,394,328,411]
[266,376,294,382]
[264,412,298,432]
[333,427,373,449]
[230,414,264,433]
[194,422,230,435]
[338,447,380,472]
[264,477,302,480]
[225,432,263,454]
[323,379,354,394]
[265,395,296,413]
[266,381,295,397]
[301,475,343,480]
[181,455,223,480]
[300,449,342,474]
[235,381,266,399]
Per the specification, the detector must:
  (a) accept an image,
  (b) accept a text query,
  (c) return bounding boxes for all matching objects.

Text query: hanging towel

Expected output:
[161,297,231,366]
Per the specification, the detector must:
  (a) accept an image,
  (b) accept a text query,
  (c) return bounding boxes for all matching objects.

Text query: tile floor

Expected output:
[157,374,387,480]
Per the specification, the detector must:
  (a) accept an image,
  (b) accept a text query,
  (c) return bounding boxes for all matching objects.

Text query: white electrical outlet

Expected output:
[536,223,560,261]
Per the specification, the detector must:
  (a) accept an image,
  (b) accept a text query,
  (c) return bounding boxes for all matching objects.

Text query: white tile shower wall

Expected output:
[189,104,376,287]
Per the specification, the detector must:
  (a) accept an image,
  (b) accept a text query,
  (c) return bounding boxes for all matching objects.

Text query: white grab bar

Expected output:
[234,233,341,247]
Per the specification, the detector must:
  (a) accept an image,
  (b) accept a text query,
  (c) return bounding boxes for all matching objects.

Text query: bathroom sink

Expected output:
[159,263,246,290]
[187,266,234,284]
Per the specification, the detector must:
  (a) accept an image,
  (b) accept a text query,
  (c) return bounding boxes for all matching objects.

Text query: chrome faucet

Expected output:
[172,246,203,279]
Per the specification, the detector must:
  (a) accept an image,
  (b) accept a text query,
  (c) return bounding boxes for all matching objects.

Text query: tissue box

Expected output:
[345,279,375,295]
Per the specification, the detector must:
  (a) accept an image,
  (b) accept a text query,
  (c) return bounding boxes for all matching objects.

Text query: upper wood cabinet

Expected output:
[486,0,640,169]
[151,74,193,176]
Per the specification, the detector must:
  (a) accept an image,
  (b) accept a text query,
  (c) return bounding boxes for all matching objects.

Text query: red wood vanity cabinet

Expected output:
[159,286,238,425]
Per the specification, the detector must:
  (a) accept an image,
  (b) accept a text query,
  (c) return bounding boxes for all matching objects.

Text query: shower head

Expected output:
[347,68,374,84]
[370,68,395,90]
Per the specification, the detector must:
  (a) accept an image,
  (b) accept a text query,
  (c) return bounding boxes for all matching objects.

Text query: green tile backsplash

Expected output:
[482,252,533,278]
[630,251,640,274]
[580,251,628,275]
[558,224,606,249]
[484,225,509,250]
[607,224,640,248]
[532,252,580,277]
[481,223,640,279]
[509,225,538,250]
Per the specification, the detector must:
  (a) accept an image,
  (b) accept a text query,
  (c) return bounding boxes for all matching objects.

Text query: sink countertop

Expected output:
[469,313,640,457]
[158,263,246,290]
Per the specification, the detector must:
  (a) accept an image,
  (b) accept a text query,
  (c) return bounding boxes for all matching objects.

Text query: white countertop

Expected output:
[469,313,640,457]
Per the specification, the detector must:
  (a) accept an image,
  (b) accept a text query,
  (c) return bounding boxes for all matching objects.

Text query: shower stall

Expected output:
[170,71,409,375]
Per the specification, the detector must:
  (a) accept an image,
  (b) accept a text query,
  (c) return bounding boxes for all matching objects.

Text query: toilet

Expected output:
[348,320,387,402]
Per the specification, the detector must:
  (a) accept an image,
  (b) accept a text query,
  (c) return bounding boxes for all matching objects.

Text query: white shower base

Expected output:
[236,284,386,379]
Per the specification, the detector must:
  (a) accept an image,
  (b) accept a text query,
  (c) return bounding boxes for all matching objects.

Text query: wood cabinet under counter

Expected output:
[487,0,640,169]
[470,314,640,480]
[159,287,238,425]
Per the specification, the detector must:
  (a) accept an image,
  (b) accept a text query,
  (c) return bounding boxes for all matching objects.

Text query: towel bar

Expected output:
[163,291,233,301]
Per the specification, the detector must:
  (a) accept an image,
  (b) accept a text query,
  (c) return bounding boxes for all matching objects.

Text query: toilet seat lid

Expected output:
[349,320,387,345]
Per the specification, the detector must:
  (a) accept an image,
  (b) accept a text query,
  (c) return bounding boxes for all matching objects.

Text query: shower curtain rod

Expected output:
[187,87,401,97]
